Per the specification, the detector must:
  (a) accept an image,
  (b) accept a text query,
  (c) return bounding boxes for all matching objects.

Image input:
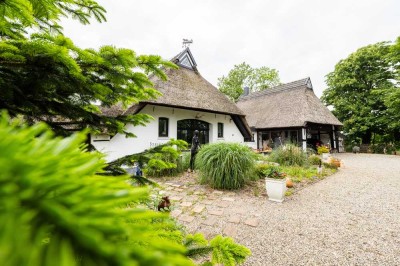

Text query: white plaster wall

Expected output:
[92,104,246,161]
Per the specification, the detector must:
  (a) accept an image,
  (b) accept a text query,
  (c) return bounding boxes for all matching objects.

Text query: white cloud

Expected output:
[62,0,400,97]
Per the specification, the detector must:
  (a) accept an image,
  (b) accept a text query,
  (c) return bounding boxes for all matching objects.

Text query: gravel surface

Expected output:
[160,153,400,265]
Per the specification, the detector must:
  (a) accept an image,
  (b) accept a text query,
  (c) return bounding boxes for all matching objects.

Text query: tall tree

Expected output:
[0,0,175,137]
[321,41,398,145]
[218,62,280,102]
[383,37,400,131]
[0,0,106,39]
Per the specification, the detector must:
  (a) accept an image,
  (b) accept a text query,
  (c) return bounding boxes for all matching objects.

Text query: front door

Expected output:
[177,119,209,146]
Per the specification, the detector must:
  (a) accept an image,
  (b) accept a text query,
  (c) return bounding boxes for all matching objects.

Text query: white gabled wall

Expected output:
[92,104,245,161]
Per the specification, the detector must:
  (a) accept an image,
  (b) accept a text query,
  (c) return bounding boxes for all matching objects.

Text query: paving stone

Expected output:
[202,217,217,226]
[244,218,260,227]
[179,214,195,223]
[208,195,218,200]
[212,191,224,195]
[165,187,174,191]
[170,196,183,201]
[165,182,175,186]
[233,208,247,215]
[175,188,184,192]
[170,209,182,218]
[185,196,199,202]
[180,201,193,207]
[208,209,224,216]
[223,224,237,237]
[171,184,182,188]
[215,201,230,208]
[193,205,205,213]
[222,197,235,202]
[202,200,214,205]
[193,191,203,195]
[228,216,241,224]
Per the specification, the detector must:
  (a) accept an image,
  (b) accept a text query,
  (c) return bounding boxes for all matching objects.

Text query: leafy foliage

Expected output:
[209,236,251,266]
[321,39,399,145]
[0,0,106,39]
[196,142,255,190]
[317,145,329,155]
[268,144,307,166]
[308,154,322,165]
[280,166,320,183]
[0,33,176,137]
[0,114,252,266]
[217,62,280,102]
[261,165,286,179]
[0,113,194,266]
[106,139,188,178]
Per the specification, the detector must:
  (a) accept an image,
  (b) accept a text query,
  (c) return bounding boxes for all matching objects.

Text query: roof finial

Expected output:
[182,38,193,48]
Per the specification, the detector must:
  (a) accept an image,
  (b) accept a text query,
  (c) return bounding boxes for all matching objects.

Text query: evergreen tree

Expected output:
[0,0,175,137]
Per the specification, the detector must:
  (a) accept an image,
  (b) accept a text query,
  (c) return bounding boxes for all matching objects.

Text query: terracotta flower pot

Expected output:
[286,178,294,188]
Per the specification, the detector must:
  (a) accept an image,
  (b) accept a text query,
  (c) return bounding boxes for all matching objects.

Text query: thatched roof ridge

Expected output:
[237,78,343,129]
[102,48,244,117]
[137,66,244,116]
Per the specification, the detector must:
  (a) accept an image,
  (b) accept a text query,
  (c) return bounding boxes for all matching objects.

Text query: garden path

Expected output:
[156,153,400,265]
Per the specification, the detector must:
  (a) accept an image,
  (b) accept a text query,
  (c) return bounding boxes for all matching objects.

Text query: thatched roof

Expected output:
[237,78,343,129]
[103,48,244,117]
[100,48,251,139]
[135,67,245,116]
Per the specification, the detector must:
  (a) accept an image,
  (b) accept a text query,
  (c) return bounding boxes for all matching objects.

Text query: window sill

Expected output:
[158,137,170,140]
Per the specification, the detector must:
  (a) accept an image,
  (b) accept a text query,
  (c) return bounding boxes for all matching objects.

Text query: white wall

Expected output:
[92,104,245,161]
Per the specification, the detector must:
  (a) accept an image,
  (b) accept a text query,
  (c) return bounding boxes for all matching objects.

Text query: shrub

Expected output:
[269,144,307,166]
[323,161,339,170]
[196,142,255,190]
[0,114,250,266]
[108,139,189,178]
[263,165,287,179]
[281,166,318,182]
[308,154,322,165]
[0,114,192,265]
[317,145,329,155]
[254,163,285,179]
[176,151,191,173]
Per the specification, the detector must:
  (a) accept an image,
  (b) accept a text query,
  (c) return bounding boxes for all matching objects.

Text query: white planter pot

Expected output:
[322,153,330,160]
[265,178,287,203]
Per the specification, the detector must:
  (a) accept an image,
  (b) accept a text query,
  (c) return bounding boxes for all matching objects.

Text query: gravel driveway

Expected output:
[241,153,400,265]
[160,153,400,265]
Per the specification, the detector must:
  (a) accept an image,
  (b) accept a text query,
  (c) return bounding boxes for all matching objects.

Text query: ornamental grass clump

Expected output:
[196,142,255,190]
[269,144,307,166]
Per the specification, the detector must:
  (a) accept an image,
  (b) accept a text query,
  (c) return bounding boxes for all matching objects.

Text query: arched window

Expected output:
[177,119,209,145]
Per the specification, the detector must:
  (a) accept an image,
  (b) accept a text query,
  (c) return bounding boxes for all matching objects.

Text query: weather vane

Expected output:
[182,38,193,48]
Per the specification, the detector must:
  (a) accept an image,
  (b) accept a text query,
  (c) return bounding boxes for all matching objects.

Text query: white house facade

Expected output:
[92,48,252,161]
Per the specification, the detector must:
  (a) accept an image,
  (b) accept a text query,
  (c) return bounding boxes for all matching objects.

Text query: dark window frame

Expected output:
[158,117,169,137]
[218,122,224,138]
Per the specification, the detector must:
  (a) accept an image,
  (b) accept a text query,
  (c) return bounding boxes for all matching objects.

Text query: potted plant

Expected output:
[264,166,287,203]
[317,145,330,160]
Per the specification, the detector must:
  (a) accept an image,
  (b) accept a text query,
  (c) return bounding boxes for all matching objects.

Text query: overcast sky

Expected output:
[62,0,399,97]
